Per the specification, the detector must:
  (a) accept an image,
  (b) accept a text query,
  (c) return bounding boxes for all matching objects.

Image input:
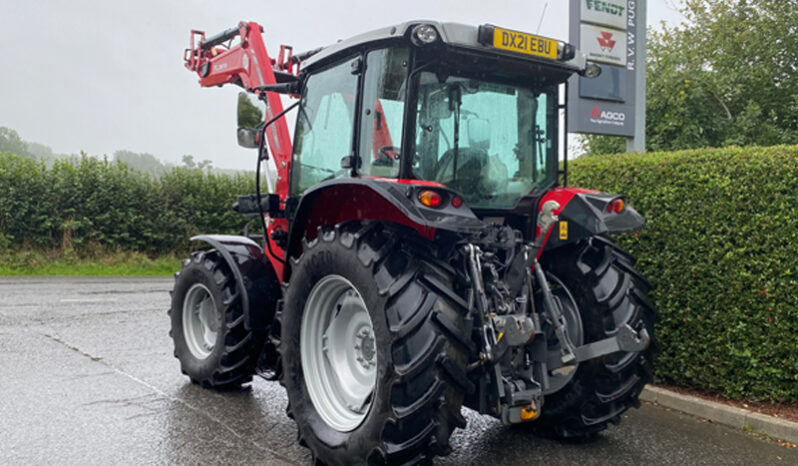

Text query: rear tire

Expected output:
[533,236,657,438]
[279,222,470,465]
[169,250,264,388]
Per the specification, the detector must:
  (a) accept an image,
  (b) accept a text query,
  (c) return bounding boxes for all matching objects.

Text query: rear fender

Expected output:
[191,235,281,330]
[285,178,486,277]
[538,188,645,251]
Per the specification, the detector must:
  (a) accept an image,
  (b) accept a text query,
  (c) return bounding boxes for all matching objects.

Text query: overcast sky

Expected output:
[1,0,684,170]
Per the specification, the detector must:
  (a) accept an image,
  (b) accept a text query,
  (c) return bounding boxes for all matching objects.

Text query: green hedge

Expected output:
[2,146,796,402]
[569,145,798,402]
[0,153,254,255]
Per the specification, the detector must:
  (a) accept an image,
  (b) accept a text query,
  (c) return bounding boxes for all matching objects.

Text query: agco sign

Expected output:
[590,105,626,126]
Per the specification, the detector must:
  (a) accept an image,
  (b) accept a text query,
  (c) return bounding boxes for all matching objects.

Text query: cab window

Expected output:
[358,47,409,178]
[291,58,359,196]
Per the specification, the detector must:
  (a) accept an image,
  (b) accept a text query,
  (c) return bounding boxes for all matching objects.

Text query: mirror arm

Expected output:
[257,100,300,161]
[262,100,300,132]
[253,80,301,95]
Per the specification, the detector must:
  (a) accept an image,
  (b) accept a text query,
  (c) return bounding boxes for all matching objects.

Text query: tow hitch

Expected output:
[572,324,650,362]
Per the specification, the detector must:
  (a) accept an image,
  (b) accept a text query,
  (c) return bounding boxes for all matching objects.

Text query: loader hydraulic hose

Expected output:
[201,25,241,50]
[257,123,285,265]
[255,99,299,265]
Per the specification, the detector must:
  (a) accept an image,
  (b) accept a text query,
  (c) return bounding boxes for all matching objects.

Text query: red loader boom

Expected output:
[184,21,297,201]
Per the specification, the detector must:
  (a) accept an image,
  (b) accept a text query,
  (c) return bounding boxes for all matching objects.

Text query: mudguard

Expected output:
[539,189,645,250]
[285,177,487,263]
[191,235,280,330]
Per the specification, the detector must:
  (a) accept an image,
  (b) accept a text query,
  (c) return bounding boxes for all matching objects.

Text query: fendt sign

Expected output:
[568,0,646,148]
[582,0,627,29]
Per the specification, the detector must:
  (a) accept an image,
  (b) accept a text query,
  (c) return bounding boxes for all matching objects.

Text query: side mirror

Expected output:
[237,92,266,148]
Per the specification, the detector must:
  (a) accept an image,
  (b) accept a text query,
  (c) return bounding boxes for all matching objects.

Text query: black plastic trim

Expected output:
[544,193,646,250]
[191,235,280,330]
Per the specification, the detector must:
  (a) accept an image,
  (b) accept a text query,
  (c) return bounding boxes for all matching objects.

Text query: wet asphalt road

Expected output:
[1,277,796,465]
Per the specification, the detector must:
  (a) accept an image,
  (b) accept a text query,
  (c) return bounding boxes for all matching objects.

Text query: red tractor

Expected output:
[172,21,655,465]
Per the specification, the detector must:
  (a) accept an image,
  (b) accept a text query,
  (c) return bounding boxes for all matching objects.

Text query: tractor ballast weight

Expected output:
[172,19,657,465]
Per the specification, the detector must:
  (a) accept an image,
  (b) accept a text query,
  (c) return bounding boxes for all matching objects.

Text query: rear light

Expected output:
[611,198,625,213]
[451,196,462,208]
[418,190,443,208]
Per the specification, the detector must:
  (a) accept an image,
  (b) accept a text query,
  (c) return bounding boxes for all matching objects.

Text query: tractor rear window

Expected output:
[291,58,359,196]
[412,72,557,209]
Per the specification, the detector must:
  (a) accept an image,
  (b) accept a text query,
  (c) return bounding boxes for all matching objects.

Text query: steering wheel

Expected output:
[377,145,400,161]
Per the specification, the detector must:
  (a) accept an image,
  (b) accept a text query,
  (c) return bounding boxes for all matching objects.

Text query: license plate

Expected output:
[492,27,558,60]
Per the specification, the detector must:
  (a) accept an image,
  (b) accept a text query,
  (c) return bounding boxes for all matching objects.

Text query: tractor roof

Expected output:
[303,20,589,74]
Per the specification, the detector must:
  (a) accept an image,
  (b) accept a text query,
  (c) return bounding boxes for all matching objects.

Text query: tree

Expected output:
[26,142,56,161]
[583,0,798,155]
[0,127,30,157]
[114,150,166,176]
[181,154,196,168]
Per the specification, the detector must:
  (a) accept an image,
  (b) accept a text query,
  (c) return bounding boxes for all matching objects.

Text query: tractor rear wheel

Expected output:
[169,250,264,388]
[279,222,470,465]
[533,235,657,439]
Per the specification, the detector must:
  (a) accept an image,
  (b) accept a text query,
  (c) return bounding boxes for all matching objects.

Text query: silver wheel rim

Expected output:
[182,283,219,359]
[545,273,584,394]
[301,275,377,432]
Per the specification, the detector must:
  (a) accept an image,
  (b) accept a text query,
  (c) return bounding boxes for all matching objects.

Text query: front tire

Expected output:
[533,236,658,438]
[169,250,264,388]
[279,222,470,465]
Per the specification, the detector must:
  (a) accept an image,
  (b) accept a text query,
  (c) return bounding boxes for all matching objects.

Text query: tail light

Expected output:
[607,198,625,213]
[418,190,443,208]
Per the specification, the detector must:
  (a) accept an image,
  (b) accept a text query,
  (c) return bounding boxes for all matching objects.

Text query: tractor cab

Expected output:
[239,22,599,213]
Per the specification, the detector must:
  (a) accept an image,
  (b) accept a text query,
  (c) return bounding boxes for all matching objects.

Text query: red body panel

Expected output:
[291,184,436,264]
[535,186,598,257]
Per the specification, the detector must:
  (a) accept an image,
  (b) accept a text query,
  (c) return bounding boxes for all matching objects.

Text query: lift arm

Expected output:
[184,21,305,200]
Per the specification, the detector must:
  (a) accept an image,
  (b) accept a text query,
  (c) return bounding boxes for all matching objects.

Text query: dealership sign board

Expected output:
[568,0,645,139]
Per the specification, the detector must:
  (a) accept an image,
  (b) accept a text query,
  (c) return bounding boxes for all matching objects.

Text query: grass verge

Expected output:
[0,248,181,276]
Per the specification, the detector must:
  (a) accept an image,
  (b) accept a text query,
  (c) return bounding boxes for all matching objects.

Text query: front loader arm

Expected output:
[184,21,296,200]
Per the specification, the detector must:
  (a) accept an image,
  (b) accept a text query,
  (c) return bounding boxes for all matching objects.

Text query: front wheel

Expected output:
[169,250,264,388]
[532,236,658,438]
[279,222,470,465]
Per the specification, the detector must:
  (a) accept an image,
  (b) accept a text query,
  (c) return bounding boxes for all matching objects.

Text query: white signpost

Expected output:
[568,0,646,152]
